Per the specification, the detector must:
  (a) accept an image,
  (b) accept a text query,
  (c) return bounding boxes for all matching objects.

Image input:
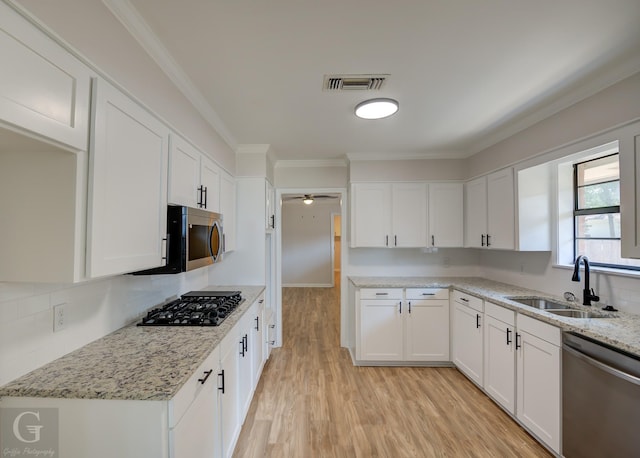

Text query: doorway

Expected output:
[275,188,348,347]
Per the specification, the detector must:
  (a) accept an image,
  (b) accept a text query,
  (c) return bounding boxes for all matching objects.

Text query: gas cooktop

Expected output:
[138,291,243,327]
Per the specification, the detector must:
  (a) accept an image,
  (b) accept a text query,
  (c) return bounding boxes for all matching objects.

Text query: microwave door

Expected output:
[187,222,214,270]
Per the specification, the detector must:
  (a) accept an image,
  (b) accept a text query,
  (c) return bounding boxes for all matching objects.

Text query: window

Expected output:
[573,153,640,270]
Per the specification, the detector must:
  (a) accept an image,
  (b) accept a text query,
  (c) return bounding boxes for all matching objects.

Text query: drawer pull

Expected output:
[198,369,213,384]
[422,293,436,296]
[460,297,469,302]
[506,328,512,345]
[375,293,389,296]
[476,314,481,329]
[218,370,225,393]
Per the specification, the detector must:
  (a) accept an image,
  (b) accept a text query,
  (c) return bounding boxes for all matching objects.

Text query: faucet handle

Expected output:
[590,288,600,302]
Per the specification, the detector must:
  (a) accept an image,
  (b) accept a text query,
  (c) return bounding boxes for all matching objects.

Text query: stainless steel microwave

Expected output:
[134,205,223,275]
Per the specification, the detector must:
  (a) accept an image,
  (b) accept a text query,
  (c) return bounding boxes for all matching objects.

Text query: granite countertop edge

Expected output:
[0,285,265,402]
[349,276,640,358]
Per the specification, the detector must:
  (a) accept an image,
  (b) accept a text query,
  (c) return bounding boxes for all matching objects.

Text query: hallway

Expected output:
[233,283,550,457]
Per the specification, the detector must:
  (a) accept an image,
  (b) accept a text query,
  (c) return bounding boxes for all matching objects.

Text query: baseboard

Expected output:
[352,360,455,368]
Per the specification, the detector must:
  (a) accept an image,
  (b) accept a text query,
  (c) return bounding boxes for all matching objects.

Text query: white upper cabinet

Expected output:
[620,122,640,258]
[265,180,276,230]
[168,134,200,207]
[168,134,220,212]
[465,168,515,250]
[428,182,463,247]
[87,77,169,278]
[351,182,427,248]
[0,2,91,151]
[392,183,428,247]
[220,169,236,253]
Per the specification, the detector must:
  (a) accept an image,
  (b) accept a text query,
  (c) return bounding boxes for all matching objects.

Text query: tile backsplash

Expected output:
[0,269,210,386]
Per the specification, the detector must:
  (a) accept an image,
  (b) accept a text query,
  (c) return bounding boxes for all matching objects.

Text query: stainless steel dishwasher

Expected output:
[563,332,640,457]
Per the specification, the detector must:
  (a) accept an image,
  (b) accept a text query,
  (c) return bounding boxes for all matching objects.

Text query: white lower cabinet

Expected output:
[483,302,516,414]
[480,302,561,454]
[357,288,449,362]
[451,290,484,386]
[219,327,242,458]
[516,314,561,454]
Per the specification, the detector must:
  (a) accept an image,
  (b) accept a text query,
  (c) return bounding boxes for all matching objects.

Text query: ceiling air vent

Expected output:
[323,74,388,91]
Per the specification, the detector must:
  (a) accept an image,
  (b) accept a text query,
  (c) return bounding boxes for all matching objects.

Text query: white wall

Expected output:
[282,200,341,286]
[0,268,211,386]
[471,71,640,315]
[350,158,466,182]
[275,164,348,188]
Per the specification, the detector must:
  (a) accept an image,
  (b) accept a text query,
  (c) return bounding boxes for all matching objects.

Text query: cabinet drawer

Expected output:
[485,301,515,326]
[406,288,449,300]
[360,288,403,300]
[169,347,219,428]
[452,290,484,312]
[517,314,560,346]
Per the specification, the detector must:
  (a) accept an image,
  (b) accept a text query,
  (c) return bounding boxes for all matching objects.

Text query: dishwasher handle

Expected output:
[563,344,640,386]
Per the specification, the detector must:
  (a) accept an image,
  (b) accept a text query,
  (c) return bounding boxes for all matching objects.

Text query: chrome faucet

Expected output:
[572,255,600,306]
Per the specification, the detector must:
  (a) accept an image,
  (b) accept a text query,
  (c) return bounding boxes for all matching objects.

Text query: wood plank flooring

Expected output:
[233,281,551,457]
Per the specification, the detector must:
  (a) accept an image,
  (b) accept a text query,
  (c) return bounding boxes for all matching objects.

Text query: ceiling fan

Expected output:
[283,194,339,205]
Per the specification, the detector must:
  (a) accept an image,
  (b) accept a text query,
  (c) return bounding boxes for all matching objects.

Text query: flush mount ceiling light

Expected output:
[354,98,399,120]
[303,196,314,205]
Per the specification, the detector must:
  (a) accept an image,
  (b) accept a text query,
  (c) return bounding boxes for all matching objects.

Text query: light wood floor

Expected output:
[233,280,551,457]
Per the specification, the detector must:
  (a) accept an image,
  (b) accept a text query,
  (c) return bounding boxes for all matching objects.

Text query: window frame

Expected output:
[572,153,639,271]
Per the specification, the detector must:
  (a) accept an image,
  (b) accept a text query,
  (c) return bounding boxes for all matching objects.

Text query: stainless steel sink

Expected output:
[508,297,572,310]
[547,309,608,319]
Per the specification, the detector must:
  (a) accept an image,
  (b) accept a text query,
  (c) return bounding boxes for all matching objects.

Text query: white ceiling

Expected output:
[121,0,640,162]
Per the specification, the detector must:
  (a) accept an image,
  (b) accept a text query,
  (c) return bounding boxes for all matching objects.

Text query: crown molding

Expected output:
[274,159,348,168]
[346,151,468,161]
[101,0,237,150]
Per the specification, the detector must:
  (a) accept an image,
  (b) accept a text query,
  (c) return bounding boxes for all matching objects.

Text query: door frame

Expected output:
[275,187,349,347]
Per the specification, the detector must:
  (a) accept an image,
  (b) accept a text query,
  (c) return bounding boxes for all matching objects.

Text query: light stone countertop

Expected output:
[0,285,265,401]
[349,276,640,358]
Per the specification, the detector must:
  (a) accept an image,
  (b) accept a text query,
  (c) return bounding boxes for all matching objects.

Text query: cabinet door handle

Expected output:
[394,235,397,246]
[515,332,521,350]
[506,328,512,345]
[218,370,225,393]
[203,186,208,209]
[270,215,275,229]
[240,338,245,357]
[161,235,169,264]
[198,369,213,384]
[486,234,491,247]
[386,235,389,246]
[432,235,435,246]
[258,299,264,304]
[399,301,402,314]
[481,234,485,247]
[476,314,481,329]
[408,301,412,314]
[197,185,204,208]
[244,334,248,353]
[255,316,260,331]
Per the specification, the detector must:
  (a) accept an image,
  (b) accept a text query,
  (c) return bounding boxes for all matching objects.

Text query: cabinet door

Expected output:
[171,372,218,458]
[351,183,392,247]
[451,303,483,386]
[620,124,640,258]
[516,330,560,453]
[168,134,200,207]
[237,324,253,419]
[487,168,515,249]
[405,299,449,361]
[201,156,221,212]
[464,176,487,248]
[429,183,463,247]
[220,171,236,252]
[392,183,428,247]
[265,180,275,230]
[359,299,403,361]
[87,78,168,277]
[0,2,91,150]
[219,336,241,458]
[483,315,515,414]
[251,298,265,388]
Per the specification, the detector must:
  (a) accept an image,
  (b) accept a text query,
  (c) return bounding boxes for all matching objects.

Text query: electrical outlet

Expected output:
[53,303,67,332]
